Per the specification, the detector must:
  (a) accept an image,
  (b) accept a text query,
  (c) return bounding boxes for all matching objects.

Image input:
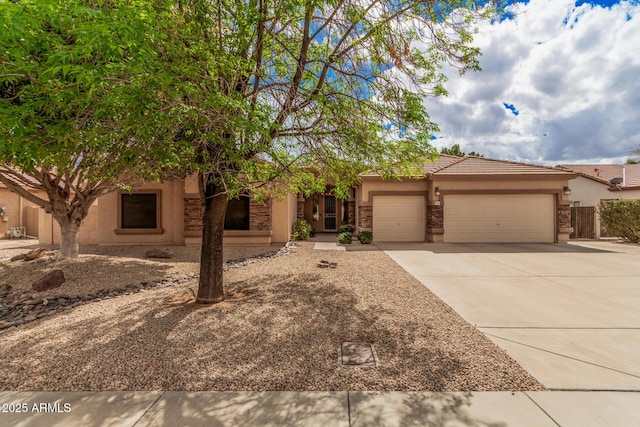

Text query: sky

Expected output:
[422,0,640,165]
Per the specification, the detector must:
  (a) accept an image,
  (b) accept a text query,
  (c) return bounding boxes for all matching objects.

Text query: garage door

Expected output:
[444,194,555,243]
[373,195,425,242]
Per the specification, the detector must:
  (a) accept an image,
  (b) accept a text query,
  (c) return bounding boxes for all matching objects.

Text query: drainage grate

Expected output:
[340,342,378,367]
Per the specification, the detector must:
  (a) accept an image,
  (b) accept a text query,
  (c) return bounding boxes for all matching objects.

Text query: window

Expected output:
[225,196,250,230]
[116,190,163,234]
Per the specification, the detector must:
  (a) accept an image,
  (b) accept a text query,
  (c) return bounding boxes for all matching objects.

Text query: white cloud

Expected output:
[422,0,640,165]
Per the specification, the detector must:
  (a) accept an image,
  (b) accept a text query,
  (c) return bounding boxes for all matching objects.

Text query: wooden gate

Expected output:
[570,206,595,239]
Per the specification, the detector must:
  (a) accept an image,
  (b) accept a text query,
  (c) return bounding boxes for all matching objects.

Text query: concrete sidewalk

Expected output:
[0,391,639,426]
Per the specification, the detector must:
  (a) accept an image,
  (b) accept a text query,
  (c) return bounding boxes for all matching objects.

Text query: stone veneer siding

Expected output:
[297,199,305,220]
[250,198,272,231]
[347,200,356,226]
[427,205,443,229]
[358,204,372,229]
[557,200,572,230]
[184,198,202,233]
[184,197,272,232]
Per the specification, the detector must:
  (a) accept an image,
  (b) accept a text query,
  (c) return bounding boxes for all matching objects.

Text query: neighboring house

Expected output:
[2,155,577,245]
[0,182,45,239]
[556,164,640,238]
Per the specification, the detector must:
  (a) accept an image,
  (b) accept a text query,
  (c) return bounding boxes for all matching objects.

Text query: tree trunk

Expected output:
[56,219,81,260]
[196,175,229,304]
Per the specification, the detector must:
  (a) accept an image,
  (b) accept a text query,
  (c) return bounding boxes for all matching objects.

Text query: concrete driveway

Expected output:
[379,241,640,391]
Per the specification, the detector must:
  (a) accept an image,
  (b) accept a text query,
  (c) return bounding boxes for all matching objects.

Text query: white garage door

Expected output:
[373,195,425,242]
[444,194,555,243]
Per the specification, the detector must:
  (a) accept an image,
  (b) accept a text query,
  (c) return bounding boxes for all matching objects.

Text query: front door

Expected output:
[324,195,337,231]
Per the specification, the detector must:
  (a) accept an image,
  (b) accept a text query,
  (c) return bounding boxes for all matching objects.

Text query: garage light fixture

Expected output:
[435,187,440,196]
[563,186,571,195]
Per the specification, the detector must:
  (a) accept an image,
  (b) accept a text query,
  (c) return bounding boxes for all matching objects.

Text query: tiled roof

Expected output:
[556,164,640,189]
[428,156,574,176]
[423,154,464,174]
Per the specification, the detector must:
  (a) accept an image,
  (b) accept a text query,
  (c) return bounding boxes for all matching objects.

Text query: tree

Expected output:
[149,0,498,303]
[441,144,484,157]
[0,1,179,259]
[3,0,498,299]
[626,147,640,164]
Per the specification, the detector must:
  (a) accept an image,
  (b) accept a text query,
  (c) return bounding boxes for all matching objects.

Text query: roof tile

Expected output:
[429,156,574,176]
[556,164,640,188]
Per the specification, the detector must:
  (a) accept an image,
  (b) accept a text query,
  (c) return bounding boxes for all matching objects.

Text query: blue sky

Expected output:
[421,0,640,165]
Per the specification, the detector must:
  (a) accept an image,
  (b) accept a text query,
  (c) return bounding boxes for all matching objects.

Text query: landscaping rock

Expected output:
[144,249,174,259]
[23,248,46,262]
[32,270,65,292]
[317,259,337,268]
[1,242,298,331]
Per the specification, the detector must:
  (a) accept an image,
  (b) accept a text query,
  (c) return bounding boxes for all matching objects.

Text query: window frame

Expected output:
[115,190,164,235]
[224,194,251,230]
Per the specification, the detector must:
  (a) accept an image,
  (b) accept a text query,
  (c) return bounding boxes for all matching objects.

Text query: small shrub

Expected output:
[291,219,312,241]
[309,227,317,238]
[337,231,353,244]
[357,231,373,244]
[599,200,640,242]
[339,224,354,233]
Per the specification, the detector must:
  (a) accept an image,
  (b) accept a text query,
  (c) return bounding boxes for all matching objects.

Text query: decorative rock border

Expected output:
[0,242,298,331]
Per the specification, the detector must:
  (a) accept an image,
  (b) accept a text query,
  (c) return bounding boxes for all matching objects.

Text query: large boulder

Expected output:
[32,270,65,292]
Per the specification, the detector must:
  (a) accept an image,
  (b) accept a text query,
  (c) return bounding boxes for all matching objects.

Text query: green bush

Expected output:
[291,219,312,241]
[599,200,640,242]
[309,227,316,238]
[357,231,373,244]
[337,231,353,244]
[339,224,354,233]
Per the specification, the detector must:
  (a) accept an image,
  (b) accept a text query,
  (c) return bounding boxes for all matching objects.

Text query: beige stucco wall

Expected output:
[271,192,296,242]
[0,188,42,239]
[568,177,617,207]
[97,181,185,245]
[433,176,570,192]
[184,174,199,195]
[1,188,28,238]
[38,200,99,245]
[0,188,23,237]
[360,177,428,202]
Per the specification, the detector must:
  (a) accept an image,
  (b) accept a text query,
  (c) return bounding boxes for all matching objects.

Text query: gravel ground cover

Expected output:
[0,243,283,297]
[0,242,543,391]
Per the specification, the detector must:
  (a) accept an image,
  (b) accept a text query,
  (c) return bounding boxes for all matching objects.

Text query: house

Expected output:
[301,155,576,243]
[2,155,576,245]
[556,164,640,238]
[2,175,297,246]
[0,182,40,239]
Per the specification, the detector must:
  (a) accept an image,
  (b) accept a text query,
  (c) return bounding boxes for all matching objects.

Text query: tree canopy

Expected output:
[1,0,499,298]
[440,144,484,157]
[0,0,181,258]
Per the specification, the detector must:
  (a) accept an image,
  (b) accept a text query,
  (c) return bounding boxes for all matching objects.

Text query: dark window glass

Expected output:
[121,193,157,229]
[225,197,250,230]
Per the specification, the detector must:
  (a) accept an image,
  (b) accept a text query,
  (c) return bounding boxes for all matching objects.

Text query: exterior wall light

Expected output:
[435,187,440,197]
[563,186,571,195]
